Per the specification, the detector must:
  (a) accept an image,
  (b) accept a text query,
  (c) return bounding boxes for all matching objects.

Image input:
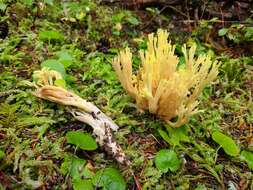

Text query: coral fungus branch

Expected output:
[112,29,220,127]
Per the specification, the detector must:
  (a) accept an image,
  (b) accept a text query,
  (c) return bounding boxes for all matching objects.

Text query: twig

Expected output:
[33,85,129,165]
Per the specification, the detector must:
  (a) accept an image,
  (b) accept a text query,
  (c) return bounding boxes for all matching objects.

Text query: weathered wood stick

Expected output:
[33,85,129,165]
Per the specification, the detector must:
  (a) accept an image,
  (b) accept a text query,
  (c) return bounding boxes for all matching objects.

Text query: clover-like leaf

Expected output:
[155,149,181,173]
[66,131,98,151]
[92,168,126,190]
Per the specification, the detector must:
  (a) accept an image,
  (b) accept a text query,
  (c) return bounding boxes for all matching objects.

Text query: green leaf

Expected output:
[126,16,139,25]
[112,28,120,36]
[112,12,125,23]
[54,79,66,87]
[0,3,7,11]
[212,131,240,156]
[43,0,54,6]
[60,155,86,180]
[158,129,171,145]
[41,59,66,77]
[241,150,253,170]
[39,30,64,42]
[218,28,228,36]
[155,149,181,173]
[164,125,190,146]
[66,131,98,151]
[57,51,73,68]
[73,179,93,190]
[0,150,5,159]
[82,164,95,179]
[194,184,207,190]
[22,0,33,6]
[92,168,126,190]
[244,27,253,39]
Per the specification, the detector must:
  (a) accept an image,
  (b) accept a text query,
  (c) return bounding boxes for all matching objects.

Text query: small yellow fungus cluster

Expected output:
[33,67,62,86]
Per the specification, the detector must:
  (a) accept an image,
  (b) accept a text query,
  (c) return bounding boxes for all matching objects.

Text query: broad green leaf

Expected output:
[218,28,228,36]
[155,149,181,173]
[39,30,64,42]
[92,168,126,190]
[126,16,139,25]
[66,131,98,150]
[73,179,93,190]
[241,150,253,170]
[60,155,86,180]
[82,164,95,179]
[54,79,66,87]
[0,150,5,159]
[57,51,73,68]
[41,59,66,77]
[165,125,190,146]
[0,3,7,11]
[212,131,240,156]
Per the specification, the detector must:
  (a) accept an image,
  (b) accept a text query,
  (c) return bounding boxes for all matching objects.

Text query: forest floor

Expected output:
[0,0,253,190]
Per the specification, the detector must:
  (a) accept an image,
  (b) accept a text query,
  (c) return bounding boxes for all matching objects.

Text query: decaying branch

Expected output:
[34,86,118,131]
[32,69,129,165]
[71,110,129,165]
[72,110,129,164]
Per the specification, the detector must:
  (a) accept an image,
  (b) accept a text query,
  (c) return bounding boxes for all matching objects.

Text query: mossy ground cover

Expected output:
[0,1,253,189]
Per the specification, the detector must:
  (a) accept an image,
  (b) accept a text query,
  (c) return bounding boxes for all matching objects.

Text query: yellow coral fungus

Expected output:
[112,29,219,127]
[33,67,62,86]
